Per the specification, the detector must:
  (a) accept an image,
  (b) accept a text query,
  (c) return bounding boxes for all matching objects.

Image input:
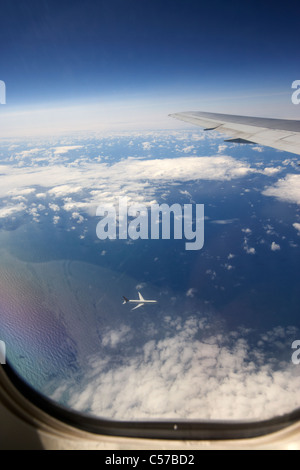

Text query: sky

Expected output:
[0,0,300,135]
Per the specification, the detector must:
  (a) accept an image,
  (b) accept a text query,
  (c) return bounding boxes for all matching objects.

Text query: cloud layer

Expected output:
[0,131,284,229]
[50,315,300,422]
[263,174,300,205]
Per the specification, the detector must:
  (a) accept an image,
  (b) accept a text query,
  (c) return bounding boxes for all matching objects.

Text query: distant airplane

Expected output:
[122,292,157,310]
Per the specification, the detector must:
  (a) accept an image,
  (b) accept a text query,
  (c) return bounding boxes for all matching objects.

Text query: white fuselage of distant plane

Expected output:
[122,292,157,310]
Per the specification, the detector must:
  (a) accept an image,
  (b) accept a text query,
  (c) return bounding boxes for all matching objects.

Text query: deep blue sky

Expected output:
[0,0,299,133]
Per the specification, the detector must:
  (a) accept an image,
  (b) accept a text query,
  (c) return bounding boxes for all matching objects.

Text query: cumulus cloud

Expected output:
[186,288,197,298]
[113,156,254,182]
[101,325,131,348]
[50,316,300,421]
[293,223,300,234]
[0,153,259,224]
[0,203,27,218]
[142,142,152,151]
[7,187,36,197]
[217,144,228,153]
[271,242,281,251]
[211,219,238,225]
[49,203,60,212]
[71,212,85,223]
[263,174,300,205]
[15,148,44,158]
[53,146,83,155]
[48,185,83,198]
[135,283,146,290]
[0,139,297,236]
[262,167,282,176]
[224,264,234,270]
[244,245,256,255]
[206,269,217,280]
[243,233,256,255]
[182,145,195,154]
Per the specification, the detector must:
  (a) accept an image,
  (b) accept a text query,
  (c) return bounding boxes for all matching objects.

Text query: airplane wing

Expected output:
[132,303,144,310]
[138,292,145,301]
[169,111,300,156]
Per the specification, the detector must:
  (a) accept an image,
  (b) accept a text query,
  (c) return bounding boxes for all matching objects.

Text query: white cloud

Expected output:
[11,196,27,202]
[49,185,83,198]
[179,189,192,197]
[206,269,217,280]
[101,325,131,348]
[186,288,197,298]
[142,142,152,150]
[49,203,60,212]
[0,155,258,221]
[7,187,36,197]
[0,140,295,230]
[16,148,44,158]
[50,317,300,421]
[262,167,282,176]
[263,174,300,205]
[293,223,300,234]
[243,233,256,255]
[244,246,256,255]
[182,145,194,154]
[211,219,238,225]
[217,144,228,153]
[0,203,27,218]
[53,146,83,155]
[225,264,234,270]
[135,283,147,290]
[117,156,253,182]
[63,200,90,213]
[72,212,85,223]
[271,242,281,251]
[191,134,205,142]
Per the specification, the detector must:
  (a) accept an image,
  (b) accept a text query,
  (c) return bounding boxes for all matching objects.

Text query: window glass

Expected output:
[1,132,300,421]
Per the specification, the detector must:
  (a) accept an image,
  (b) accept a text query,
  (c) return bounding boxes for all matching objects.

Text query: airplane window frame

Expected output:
[3,361,300,441]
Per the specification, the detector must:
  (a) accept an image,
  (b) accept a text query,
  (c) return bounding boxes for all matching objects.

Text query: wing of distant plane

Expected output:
[138,292,145,302]
[170,111,300,156]
[132,303,144,310]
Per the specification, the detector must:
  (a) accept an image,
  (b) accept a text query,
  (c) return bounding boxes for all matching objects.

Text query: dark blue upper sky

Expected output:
[0,0,299,119]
